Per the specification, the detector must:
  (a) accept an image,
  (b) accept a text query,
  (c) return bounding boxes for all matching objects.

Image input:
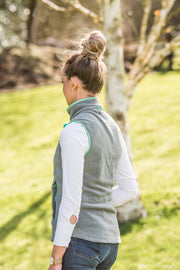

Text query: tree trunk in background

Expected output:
[102,0,146,223]
[26,0,37,44]
[29,1,41,43]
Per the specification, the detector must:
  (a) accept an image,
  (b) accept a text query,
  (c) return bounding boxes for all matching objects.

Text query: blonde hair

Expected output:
[63,31,107,94]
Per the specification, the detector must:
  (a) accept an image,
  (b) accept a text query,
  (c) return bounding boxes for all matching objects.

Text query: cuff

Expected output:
[53,221,75,247]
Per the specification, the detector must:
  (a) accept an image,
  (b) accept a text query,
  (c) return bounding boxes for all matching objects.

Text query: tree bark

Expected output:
[26,0,37,44]
[102,0,146,223]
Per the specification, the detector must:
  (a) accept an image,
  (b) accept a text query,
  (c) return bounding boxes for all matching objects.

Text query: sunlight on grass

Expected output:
[0,72,179,270]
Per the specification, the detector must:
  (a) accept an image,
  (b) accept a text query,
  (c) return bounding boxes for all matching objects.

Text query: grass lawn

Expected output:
[0,71,180,270]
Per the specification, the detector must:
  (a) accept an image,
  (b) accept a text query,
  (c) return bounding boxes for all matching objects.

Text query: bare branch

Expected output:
[150,35,180,68]
[125,34,180,98]
[123,12,139,39]
[137,0,151,56]
[164,24,180,33]
[61,0,102,23]
[145,0,176,53]
[167,7,180,22]
[127,0,176,97]
[41,0,66,12]
[40,0,101,23]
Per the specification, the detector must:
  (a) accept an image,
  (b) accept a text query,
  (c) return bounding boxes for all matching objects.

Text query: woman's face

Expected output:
[61,73,75,106]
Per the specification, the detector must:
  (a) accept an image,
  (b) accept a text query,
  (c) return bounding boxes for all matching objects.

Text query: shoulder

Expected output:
[60,122,89,151]
[61,122,87,138]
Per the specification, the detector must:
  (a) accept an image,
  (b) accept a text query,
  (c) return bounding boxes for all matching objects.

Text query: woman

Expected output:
[48,31,137,270]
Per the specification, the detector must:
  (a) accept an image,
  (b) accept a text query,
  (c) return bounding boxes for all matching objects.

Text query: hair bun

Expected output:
[81,31,106,60]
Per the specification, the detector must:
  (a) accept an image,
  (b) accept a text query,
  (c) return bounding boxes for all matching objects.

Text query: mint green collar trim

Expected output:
[66,97,97,112]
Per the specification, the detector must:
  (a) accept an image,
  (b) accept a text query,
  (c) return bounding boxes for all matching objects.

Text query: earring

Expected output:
[72,87,74,91]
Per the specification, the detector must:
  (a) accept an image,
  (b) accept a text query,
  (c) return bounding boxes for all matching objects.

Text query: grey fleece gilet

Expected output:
[51,97,122,243]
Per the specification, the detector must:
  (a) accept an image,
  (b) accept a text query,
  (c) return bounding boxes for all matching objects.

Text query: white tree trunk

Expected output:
[102,0,146,223]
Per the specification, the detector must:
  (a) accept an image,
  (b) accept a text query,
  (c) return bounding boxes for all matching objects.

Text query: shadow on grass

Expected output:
[1,192,179,240]
[160,205,180,218]
[119,218,144,236]
[0,191,51,241]
[119,204,180,236]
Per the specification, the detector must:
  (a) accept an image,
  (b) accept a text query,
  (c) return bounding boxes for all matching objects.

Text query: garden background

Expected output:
[0,1,180,269]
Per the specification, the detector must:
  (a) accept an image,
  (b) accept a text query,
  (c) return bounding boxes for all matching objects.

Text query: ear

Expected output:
[71,77,79,91]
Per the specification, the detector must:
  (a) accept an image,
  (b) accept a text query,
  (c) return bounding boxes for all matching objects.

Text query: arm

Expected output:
[112,135,138,207]
[49,123,88,268]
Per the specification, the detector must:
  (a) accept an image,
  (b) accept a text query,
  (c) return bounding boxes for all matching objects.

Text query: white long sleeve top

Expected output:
[54,122,137,247]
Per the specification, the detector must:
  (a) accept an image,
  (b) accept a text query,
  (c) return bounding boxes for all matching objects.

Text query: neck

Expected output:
[75,90,96,101]
[67,96,101,118]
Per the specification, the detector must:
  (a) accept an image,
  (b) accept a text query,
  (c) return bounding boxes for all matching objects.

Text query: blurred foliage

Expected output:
[0,0,179,49]
[0,44,69,90]
[0,0,31,48]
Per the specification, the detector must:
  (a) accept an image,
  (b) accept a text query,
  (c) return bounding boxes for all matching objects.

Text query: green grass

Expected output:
[0,71,180,270]
[112,71,180,270]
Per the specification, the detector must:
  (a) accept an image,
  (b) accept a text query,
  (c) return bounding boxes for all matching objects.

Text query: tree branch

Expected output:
[41,0,102,23]
[65,0,102,23]
[136,0,151,56]
[125,34,179,98]
[123,12,139,39]
[164,24,180,33]
[41,0,66,12]
[150,35,180,68]
[126,0,176,98]
[144,0,176,56]
[167,7,180,22]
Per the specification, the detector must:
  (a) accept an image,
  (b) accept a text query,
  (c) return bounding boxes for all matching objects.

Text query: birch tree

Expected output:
[102,0,179,222]
[39,0,179,222]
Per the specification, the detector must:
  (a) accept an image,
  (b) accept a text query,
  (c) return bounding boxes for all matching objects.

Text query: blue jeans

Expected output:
[62,237,119,270]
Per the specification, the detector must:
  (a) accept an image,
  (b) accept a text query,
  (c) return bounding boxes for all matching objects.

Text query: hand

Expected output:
[48,264,62,270]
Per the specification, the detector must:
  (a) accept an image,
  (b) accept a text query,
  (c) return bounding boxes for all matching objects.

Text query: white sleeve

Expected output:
[112,134,138,207]
[53,122,89,247]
